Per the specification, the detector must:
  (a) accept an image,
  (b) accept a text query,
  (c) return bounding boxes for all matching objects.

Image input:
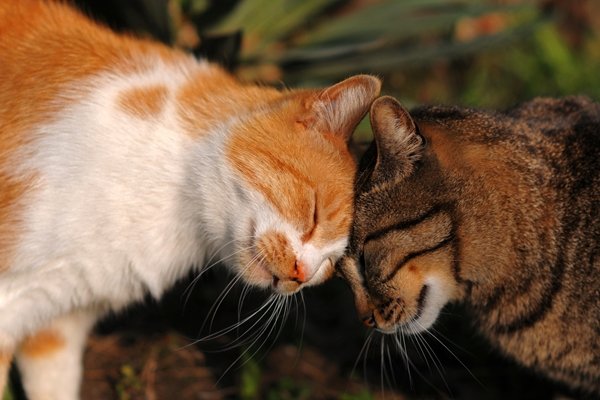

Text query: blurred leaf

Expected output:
[339,390,375,400]
[214,0,340,56]
[2,387,13,400]
[534,23,581,93]
[295,0,487,45]
[459,19,600,107]
[240,355,262,400]
[116,364,143,400]
[212,0,542,86]
[181,0,210,15]
[266,377,312,400]
[283,17,542,83]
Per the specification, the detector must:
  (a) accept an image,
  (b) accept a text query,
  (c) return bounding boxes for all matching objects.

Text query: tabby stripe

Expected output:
[364,203,452,244]
[495,251,565,334]
[494,212,578,334]
[551,342,574,365]
[448,222,464,284]
[383,234,454,283]
[480,274,534,314]
[412,284,429,322]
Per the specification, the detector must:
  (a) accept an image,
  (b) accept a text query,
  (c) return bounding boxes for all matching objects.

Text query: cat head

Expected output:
[225,75,381,295]
[339,95,597,335]
[338,96,472,334]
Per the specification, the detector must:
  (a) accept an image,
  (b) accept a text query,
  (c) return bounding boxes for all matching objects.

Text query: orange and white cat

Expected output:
[0,1,381,399]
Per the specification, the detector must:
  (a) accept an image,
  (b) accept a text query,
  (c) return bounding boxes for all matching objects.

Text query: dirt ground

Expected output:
[8,271,573,400]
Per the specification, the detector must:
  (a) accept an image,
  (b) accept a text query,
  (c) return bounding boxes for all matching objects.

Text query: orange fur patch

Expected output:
[0,351,11,366]
[257,230,295,278]
[118,85,169,118]
[0,175,34,272]
[176,71,282,139]
[20,329,65,358]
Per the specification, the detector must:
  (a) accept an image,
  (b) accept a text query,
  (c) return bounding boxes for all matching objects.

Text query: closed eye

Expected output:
[385,235,453,282]
[363,204,455,282]
[312,192,318,227]
[301,190,318,242]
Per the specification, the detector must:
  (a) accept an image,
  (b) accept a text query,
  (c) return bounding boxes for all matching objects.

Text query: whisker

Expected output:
[352,330,374,378]
[416,321,484,388]
[385,344,398,392]
[397,331,438,392]
[201,248,265,334]
[380,336,386,396]
[414,329,450,394]
[408,327,431,374]
[236,282,254,336]
[215,294,289,383]
[298,292,307,353]
[397,331,414,387]
[182,239,256,308]
[184,294,278,348]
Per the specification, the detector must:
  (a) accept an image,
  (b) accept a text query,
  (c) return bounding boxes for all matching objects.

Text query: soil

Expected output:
[9,271,567,399]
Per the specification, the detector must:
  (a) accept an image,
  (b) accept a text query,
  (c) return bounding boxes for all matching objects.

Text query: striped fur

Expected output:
[0,2,381,399]
[338,96,600,395]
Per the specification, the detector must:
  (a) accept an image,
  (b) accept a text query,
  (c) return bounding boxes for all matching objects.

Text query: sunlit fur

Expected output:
[0,2,381,399]
[339,96,600,395]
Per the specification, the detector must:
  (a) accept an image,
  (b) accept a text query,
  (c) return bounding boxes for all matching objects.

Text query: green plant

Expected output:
[339,390,375,400]
[116,364,143,400]
[2,387,13,400]
[176,0,544,85]
[459,21,600,107]
[240,356,262,400]
[266,377,312,400]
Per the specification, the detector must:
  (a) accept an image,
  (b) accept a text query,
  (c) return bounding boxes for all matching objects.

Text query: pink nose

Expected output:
[291,260,307,283]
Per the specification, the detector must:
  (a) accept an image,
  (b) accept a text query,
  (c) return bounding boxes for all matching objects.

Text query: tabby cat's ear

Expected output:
[301,75,381,141]
[370,96,424,172]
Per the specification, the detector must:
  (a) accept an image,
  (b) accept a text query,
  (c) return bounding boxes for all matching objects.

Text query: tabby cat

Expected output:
[0,2,381,399]
[338,95,600,395]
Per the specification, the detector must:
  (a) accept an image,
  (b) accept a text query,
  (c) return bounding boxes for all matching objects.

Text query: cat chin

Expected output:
[378,277,451,336]
[376,307,440,336]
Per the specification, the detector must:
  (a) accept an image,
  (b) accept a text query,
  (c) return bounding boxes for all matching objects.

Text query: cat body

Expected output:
[0,2,381,399]
[339,96,600,395]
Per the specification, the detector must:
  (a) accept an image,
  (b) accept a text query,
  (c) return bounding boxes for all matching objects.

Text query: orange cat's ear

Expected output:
[301,75,381,141]
[370,96,424,173]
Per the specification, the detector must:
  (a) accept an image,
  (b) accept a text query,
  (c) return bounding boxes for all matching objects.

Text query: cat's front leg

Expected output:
[15,309,97,400]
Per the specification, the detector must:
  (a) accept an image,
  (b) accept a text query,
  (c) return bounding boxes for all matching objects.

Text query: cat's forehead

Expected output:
[226,112,356,242]
[351,153,451,248]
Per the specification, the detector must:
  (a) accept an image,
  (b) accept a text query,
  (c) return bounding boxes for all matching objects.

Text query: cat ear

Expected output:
[369,96,424,172]
[301,75,381,141]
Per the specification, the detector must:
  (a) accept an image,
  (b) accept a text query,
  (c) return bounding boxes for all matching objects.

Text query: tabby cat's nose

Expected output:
[362,314,376,328]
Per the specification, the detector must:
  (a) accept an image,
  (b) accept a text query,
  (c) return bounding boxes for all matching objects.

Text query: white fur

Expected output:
[0,57,348,399]
[401,276,451,334]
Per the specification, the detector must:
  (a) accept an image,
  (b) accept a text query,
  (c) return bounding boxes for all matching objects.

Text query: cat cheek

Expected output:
[309,258,335,285]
